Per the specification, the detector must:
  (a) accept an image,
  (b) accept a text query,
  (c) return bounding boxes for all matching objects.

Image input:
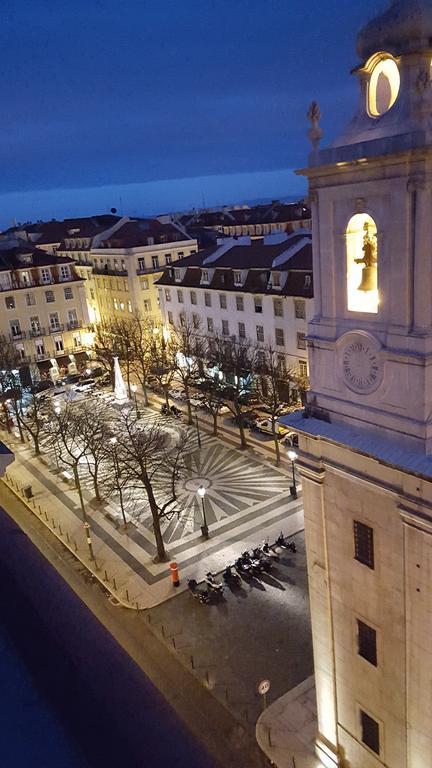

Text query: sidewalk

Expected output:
[256,677,320,768]
[2,428,303,610]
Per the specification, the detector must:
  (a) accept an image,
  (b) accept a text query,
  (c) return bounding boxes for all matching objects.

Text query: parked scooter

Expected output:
[187,578,210,604]
[251,547,273,572]
[234,557,251,576]
[205,572,224,594]
[275,533,297,553]
[241,551,264,575]
[223,565,241,585]
[261,541,280,561]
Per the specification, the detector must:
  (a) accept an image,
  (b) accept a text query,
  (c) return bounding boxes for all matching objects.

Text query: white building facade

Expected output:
[281,3,432,767]
[157,232,313,376]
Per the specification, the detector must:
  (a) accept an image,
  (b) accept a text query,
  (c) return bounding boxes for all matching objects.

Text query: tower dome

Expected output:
[358,0,432,61]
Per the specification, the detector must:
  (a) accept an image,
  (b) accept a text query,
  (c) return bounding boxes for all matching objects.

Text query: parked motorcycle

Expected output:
[261,541,280,560]
[223,565,241,584]
[205,572,224,594]
[274,533,297,553]
[187,578,210,604]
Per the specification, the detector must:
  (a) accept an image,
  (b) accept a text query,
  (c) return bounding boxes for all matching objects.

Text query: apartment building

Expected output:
[0,238,91,376]
[157,231,313,376]
[88,219,197,324]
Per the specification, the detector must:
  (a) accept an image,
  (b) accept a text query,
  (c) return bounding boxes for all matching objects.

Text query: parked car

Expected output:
[168,388,186,400]
[231,410,261,429]
[254,419,290,437]
[189,393,206,408]
[280,431,299,449]
[74,378,96,393]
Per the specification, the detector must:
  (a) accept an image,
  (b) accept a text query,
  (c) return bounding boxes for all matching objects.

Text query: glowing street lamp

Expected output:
[197,485,209,539]
[287,449,298,499]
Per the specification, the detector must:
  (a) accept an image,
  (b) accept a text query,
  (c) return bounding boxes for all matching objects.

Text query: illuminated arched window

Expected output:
[346,213,378,314]
[367,56,400,118]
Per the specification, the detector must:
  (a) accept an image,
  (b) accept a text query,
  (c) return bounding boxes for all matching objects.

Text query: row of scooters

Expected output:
[187,533,297,604]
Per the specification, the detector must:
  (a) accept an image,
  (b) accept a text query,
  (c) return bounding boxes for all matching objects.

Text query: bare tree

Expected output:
[129,314,155,407]
[170,318,205,425]
[18,392,46,455]
[255,346,301,465]
[78,397,115,503]
[210,335,257,450]
[114,409,192,560]
[51,401,91,523]
[149,332,175,408]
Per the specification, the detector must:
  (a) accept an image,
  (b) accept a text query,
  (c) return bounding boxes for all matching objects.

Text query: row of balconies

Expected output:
[9,321,83,342]
[19,343,86,364]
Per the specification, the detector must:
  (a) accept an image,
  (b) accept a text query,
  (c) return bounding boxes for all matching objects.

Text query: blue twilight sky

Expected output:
[1,0,383,227]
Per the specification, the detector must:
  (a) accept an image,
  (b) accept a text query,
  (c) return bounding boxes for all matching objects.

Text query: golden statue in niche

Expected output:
[355,221,378,292]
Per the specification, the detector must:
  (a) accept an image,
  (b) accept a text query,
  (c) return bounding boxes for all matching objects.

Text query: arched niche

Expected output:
[366,54,400,118]
[346,213,379,314]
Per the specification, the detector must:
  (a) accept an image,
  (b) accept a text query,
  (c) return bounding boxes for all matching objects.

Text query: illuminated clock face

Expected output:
[340,333,382,395]
[368,57,400,117]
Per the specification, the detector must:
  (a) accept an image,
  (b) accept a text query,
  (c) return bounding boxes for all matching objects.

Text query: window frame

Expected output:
[353,520,375,569]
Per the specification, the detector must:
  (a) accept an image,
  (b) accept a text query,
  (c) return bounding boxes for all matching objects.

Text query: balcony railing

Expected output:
[93,266,128,277]
[67,320,82,330]
[48,324,64,334]
[10,330,26,341]
[29,327,46,338]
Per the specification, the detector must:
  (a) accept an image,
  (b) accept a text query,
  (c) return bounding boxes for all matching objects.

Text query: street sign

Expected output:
[258,679,270,696]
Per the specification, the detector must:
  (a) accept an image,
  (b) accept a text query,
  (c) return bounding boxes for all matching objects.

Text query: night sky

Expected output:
[1,0,382,226]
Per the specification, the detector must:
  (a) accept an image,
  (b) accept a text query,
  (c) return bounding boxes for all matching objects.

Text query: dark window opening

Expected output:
[357,620,377,666]
[354,521,374,569]
[360,710,380,755]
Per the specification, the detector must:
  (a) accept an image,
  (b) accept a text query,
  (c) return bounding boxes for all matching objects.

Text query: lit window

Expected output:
[346,214,378,314]
[165,289,171,302]
[128,301,132,313]
[151,255,159,270]
[5,296,15,309]
[138,257,145,272]
[113,298,118,310]
[234,271,242,286]
[174,268,182,282]
[368,56,400,117]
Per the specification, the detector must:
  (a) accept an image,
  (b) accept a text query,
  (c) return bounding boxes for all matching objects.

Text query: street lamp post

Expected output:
[197,485,209,539]
[195,407,202,449]
[110,437,127,527]
[83,521,95,561]
[53,404,61,471]
[288,449,298,499]
[131,383,139,419]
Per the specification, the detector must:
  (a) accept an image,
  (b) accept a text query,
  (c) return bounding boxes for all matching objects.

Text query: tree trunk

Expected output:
[33,435,40,456]
[73,464,87,522]
[164,385,169,408]
[141,381,149,407]
[144,480,166,561]
[184,381,193,425]
[212,412,218,437]
[237,409,248,450]
[93,471,102,503]
[272,419,281,466]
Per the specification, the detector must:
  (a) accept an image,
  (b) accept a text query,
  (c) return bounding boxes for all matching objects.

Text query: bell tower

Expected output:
[283,2,432,767]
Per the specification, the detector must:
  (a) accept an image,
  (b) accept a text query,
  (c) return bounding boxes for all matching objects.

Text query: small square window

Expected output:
[360,710,380,755]
[357,620,377,666]
[219,294,227,309]
[354,521,374,569]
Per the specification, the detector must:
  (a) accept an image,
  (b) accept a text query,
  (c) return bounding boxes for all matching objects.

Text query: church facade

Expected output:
[281,2,432,766]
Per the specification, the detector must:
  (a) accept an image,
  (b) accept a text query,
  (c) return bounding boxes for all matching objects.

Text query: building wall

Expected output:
[158,282,312,373]
[0,276,90,364]
[299,434,432,768]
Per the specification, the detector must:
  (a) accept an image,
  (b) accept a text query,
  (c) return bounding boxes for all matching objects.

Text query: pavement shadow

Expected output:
[258,572,286,591]
[225,582,248,600]
[271,567,296,586]
[278,556,296,568]
[241,573,266,591]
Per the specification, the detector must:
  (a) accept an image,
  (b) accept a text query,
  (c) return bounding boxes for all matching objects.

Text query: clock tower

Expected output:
[283,2,432,767]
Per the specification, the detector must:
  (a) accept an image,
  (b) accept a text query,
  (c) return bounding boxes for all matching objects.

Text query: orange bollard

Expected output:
[170,561,180,587]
